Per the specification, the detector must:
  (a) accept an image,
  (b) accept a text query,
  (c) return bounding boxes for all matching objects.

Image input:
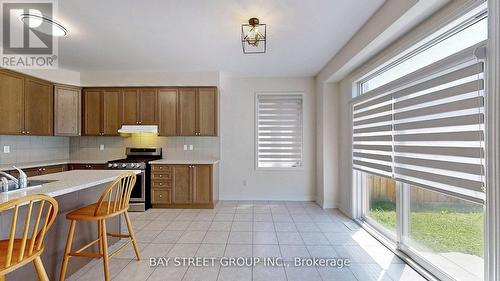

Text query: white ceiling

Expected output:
[57,0,385,76]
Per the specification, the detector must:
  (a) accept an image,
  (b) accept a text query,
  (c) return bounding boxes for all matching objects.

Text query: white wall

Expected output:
[17,68,81,85]
[79,71,219,87]
[219,75,316,201]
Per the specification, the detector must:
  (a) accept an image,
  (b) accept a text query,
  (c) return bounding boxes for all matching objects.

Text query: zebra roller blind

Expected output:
[352,44,486,200]
[256,94,303,168]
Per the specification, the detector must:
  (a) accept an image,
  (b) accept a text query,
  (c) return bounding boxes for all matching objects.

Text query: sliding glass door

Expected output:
[353,5,488,280]
[400,185,485,281]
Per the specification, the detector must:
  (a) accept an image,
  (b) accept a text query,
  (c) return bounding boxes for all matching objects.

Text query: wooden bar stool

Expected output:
[59,172,139,281]
[0,194,58,281]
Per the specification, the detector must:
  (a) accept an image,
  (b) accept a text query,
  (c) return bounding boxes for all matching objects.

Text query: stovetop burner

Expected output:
[107,147,162,170]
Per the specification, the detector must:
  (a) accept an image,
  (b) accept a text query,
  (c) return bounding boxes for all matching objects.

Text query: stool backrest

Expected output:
[0,194,58,269]
[94,172,137,216]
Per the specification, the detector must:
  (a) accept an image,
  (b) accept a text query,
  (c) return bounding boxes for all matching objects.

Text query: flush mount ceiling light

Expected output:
[241,17,266,54]
[19,12,68,37]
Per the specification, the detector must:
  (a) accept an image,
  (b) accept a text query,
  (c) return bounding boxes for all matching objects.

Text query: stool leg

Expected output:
[124,211,141,260]
[100,220,110,281]
[98,220,103,256]
[33,256,49,281]
[60,220,76,281]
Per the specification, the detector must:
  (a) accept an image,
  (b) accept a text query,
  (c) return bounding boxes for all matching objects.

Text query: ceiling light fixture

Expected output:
[19,13,68,37]
[241,17,266,54]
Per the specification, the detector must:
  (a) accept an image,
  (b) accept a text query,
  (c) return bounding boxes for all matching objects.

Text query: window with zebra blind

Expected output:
[256,93,303,169]
[353,43,485,201]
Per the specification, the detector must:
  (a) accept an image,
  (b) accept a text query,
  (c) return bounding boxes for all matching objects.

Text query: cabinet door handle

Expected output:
[159,183,163,186]
[27,131,30,134]
[159,194,163,198]
[21,131,25,134]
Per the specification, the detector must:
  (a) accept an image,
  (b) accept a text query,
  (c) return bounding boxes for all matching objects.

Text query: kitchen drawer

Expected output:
[151,172,171,180]
[152,180,172,189]
[152,189,171,204]
[152,165,171,172]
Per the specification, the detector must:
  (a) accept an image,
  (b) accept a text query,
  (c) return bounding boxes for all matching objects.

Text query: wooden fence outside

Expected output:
[367,174,462,204]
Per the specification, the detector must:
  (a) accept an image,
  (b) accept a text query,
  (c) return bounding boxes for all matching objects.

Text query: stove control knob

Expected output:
[122,164,127,168]
[108,163,113,168]
[135,164,141,168]
[112,163,118,168]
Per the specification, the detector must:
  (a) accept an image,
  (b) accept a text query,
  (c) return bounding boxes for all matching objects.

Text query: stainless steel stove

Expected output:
[107,147,162,211]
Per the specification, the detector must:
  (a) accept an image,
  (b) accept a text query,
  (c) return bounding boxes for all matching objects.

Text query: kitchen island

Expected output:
[0,170,139,281]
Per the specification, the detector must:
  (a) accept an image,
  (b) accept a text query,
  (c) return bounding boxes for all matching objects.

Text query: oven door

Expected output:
[129,170,146,203]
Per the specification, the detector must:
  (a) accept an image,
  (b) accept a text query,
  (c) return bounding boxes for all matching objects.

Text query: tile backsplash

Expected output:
[0,135,220,164]
[69,135,220,160]
[0,135,69,164]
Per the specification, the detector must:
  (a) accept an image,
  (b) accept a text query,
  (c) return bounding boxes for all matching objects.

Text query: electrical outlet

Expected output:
[183,145,188,151]
[99,144,105,151]
[189,145,193,151]
[243,180,248,186]
[3,145,10,153]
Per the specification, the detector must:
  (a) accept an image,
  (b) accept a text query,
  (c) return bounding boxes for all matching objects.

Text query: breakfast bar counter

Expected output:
[0,170,139,281]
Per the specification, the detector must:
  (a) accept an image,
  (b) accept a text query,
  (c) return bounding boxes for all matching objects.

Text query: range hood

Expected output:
[118,125,158,134]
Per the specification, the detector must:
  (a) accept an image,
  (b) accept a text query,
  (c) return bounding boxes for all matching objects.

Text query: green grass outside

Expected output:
[368,201,484,257]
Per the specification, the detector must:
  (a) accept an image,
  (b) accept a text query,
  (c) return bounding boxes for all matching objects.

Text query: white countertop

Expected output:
[0,159,109,172]
[149,159,219,165]
[0,158,220,171]
[0,170,140,204]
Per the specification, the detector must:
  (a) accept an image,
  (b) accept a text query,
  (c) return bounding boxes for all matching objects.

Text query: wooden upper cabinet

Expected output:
[158,88,178,136]
[139,88,158,125]
[122,88,139,125]
[178,87,218,136]
[172,165,192,204]
[0,70,24,135]
[0,70,55,136]
[121,88,157,125]
[80,86,217,137]
[102,89,121,135]
[54,85,81,136]
[24,78,53,136]
[82,89,102,136]
[197,88,217,136]
[193,165,212,204]
[83,88,121,136]
[178,88,197,136]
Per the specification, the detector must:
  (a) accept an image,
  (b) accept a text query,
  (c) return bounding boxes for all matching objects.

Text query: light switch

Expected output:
[3,145,10,153]
[99,144,105,151]
[189,145,193,151]
[183,145,188,151]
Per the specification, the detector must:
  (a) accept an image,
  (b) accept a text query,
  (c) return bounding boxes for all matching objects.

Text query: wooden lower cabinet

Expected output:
[152,189,171,204]
[68,163,106,170]
[6,164,67,177]
[193,165,212,204]
[151,164,214,208]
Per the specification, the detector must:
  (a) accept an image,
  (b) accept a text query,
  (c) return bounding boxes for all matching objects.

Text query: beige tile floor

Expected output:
[67,201,426,281]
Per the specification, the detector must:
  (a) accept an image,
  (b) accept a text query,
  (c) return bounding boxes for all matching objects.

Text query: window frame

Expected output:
[254,92,304,171]
[355,2,487,97]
